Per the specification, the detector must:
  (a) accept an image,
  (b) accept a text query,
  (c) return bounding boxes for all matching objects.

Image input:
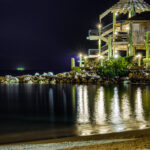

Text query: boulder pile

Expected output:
[1,69,150,85]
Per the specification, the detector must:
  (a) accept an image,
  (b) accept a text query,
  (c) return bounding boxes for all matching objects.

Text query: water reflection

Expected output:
[111,87,121,124]
[49,88,54,121]
[0,84,150,137]
[63,89,67,120]
[135,88,145,123]
[110,87,126,132]
[121,94,131,121]
[94,87,106,125]
[77,85,90,124]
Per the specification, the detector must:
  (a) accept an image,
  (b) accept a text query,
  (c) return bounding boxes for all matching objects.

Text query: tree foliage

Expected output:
[98,57,132,78]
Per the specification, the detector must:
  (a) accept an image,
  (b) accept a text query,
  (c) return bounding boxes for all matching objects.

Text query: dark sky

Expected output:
[0,0,148,72]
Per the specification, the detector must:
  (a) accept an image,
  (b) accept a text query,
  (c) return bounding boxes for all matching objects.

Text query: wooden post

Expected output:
[146,32,149,59]
[100,58,103,67]
[128,6,135,56]
[79,55,82,67]
[84,57,88,67]
[138,56,141,67]
[108,35,112,59]
[126,45,129,56]
[71,58,75,69]
[98,23,102,55]
[113,10,116,56]
[129,22,133,56]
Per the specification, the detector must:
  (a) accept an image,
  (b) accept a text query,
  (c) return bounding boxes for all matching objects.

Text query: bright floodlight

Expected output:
[79,54,82,57]
[136,54,142,58]
[100,55,104,59]
[97,23,102,29]
[115,31,118,35]
[114,55,118,58]
[98,54,103,59]
[126,25,129,31]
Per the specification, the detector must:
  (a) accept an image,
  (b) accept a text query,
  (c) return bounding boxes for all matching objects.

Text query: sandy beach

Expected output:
[1,128,150,150]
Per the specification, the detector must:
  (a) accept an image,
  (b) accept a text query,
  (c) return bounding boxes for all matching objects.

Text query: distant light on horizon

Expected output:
[17,67,25,71]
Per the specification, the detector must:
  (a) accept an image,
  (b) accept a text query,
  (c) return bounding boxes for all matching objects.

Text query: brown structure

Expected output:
[87,0,150,63]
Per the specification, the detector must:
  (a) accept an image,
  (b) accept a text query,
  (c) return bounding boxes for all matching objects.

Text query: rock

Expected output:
[81,78,88,83]
[35,73,40,76]
[39,80,45,84]
[48,72,53,76]
[9,77,19,84]
[1,75,19,84]
[23,75,32,83]
[27,80,33,84]
[50,79,56,84]
[42,72,48,76]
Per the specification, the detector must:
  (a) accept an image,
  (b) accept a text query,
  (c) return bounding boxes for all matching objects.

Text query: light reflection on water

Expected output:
[75,85,150,136]
[0,84,150,137]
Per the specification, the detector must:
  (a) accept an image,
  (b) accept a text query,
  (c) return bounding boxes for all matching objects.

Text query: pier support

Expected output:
[143,32,150,67]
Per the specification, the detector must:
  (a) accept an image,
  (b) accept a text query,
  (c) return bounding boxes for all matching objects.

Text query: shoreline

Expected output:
[1,128,150,149]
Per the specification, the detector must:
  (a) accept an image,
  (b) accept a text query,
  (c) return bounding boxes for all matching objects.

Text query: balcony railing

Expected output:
[88,45,108,56]
[88,20,124,37]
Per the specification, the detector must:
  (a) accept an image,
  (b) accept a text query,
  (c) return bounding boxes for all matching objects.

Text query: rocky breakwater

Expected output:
[56,72,102,84]
[129,69,150,83]
[55,71,129,84]
[0,72,56,84]
[2,70,148,85]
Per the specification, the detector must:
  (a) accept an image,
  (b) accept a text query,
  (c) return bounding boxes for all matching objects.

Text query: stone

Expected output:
[35,73,40,76]
[48,72,54,76]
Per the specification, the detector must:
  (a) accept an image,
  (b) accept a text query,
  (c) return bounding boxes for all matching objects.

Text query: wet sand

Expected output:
[1,128,150,149]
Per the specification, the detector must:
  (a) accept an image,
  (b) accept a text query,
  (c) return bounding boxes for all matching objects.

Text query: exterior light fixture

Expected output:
[126,25,129,31]
[97,23,102,29]
[84,56,87,59]
[114,55,118,58]
[79,54,82,57]
[136,54,142,58]
[99,55,104,59]
[115,31,118,35]
[115,12,118,16]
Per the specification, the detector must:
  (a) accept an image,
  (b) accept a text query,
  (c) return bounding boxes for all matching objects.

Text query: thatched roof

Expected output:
[100,0,150,20]
[111,0,150,14]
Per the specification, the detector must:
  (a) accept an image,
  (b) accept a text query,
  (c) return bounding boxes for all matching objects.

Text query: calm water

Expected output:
[0,84,150,139]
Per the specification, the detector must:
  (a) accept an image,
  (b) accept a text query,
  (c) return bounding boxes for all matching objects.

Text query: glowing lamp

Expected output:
[97,23,102,29]
[114,55,118,58]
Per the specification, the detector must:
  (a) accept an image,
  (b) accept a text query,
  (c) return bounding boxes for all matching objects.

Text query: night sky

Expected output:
[0,0,149,72]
